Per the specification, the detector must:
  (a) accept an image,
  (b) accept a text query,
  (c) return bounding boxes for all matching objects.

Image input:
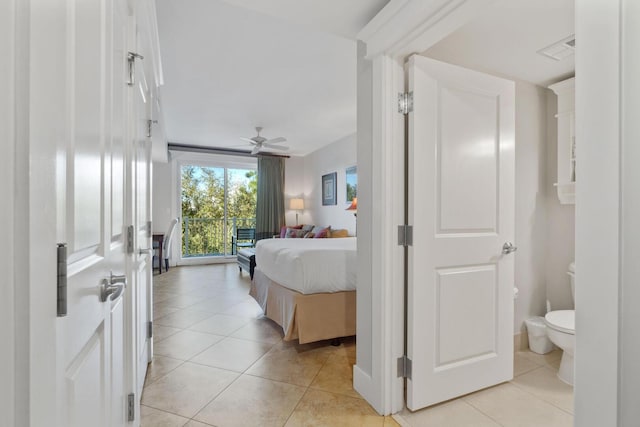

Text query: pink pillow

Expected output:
[313,227,330,238]
[285,227,307,238]
[280,224,302,238]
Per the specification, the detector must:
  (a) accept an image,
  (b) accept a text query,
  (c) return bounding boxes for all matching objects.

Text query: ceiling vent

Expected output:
[538,35,575,61]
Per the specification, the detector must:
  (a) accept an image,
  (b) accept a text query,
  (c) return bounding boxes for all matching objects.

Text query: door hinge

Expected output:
[57,243,68,317]
[126,225,134,254]
[127,52,144,86]
[146,119,158,138]
[397,355,412,379]
[127,393,135,421]
[398,92,413,114]
[398,225,413,247]
[147,221,152,238]
[147,321,153,339]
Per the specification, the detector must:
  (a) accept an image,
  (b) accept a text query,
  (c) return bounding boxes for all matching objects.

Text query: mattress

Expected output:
[254,237,357,294]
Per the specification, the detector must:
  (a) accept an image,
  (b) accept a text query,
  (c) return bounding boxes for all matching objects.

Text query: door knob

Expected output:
[100,279,125,302]
[502,242,518,255]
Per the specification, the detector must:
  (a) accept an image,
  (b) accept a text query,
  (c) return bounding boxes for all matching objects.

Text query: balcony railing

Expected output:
[182,217,256,257]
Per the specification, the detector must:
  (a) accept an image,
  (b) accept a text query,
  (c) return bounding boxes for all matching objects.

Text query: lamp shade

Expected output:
[346,197,357,211]
[290,198,304,210]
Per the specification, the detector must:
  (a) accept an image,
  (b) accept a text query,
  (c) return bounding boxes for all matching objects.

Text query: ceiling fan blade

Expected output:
[240,137,258,145]
[251,145,261,155]
[265,137,286,144]
[262,143,289,151]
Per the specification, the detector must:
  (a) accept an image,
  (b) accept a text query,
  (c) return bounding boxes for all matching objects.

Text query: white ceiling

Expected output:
[425,0,575,87]
[155,0,389,157]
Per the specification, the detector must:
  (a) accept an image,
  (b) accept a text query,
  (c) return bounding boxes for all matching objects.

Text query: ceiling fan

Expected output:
[240,127,289,155]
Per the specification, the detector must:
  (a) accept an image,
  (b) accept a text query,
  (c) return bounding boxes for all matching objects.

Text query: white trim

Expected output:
[0,0,16,424]
[357,0,495,59]
[356,0,496,415]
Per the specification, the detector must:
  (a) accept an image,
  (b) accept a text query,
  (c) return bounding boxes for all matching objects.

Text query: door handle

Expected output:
[139,248,153,256]
[502,242,518,255]
[100,280,125,302]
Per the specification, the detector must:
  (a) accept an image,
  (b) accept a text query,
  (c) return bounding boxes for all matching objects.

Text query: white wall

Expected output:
[513,81,549,334]
[285,133,358,235]
[545,90,575,311]
[152,160,174,236]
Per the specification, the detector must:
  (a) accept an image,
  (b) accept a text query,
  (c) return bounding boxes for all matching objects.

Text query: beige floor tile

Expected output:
[397,400,500,427]
[161,293,211,309]
[186,297,244,314]
[231,317,284,344]
[189,314,251,336]
[518,349,563,369]
[512,366,574,414]
[194,375,306,427]
[154,305,181,321]
[144,355,184,387]
[246,341,332,387]
[140,404,189,427]
[464,383,573,427]
[153,329,224,360]
[310,353,359,398]
[514,352,542,377]
[142,362,239,418]
[222,299,264,318]
[285,389,384,427]
[183,421,214,427]
[384,416,401,426]
[155,308,216,328]
[153,325,183,342]
[190,337,273,372]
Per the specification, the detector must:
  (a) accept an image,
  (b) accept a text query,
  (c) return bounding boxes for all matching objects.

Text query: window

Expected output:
[180,160,257,258]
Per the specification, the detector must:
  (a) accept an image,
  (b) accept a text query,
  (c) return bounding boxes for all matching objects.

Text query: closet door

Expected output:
[406,55,515,410]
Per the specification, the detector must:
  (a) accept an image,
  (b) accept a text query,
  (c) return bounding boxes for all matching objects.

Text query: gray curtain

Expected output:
[255,156,285,241]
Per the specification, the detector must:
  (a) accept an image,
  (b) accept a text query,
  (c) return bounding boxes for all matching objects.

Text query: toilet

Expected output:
[545,262,575,385]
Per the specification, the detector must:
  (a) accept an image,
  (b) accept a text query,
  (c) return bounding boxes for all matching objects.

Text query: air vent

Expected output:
[537,35,575,61]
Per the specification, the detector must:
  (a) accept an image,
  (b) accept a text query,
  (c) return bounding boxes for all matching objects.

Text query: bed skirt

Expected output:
[250,268,356,344]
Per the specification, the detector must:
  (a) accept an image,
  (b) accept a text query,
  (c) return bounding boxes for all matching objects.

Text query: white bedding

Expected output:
[254,237,357,294]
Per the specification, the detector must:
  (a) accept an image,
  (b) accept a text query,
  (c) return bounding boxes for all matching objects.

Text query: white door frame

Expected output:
[574,0,640,425]
[1,1,17,425]
[357,0,640,422]
[354,0,496,414]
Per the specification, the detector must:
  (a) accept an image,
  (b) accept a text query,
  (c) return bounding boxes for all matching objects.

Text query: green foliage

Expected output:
[346,183,357,202]
[181,166,256,256]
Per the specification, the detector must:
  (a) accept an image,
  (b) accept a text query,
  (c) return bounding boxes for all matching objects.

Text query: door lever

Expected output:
[110,272,127,285]
[100,278,125,302]
[502,242,518,255]
[139,248,153,256]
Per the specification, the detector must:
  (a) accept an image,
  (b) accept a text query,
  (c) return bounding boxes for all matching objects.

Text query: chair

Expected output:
[153,218,179,273]
[232,227,256,255]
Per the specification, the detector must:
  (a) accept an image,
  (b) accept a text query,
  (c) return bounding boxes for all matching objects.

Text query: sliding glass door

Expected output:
[180,163,256,258]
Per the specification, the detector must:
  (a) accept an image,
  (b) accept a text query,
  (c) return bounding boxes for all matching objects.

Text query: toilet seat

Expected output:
[545,310,575,335]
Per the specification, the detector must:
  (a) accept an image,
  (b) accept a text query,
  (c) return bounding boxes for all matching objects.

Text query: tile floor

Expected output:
[143,264,573,427]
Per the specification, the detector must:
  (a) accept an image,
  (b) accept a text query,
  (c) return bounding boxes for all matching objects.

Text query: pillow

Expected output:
[280,224,302,238]
[329,229,348,238]
[313,226,331,238]
[285,227,307,238]
[301,224,314,232]
[303,232,315,238]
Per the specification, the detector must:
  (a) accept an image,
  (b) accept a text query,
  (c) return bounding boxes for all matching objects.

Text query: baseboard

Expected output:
[353,364,383,415]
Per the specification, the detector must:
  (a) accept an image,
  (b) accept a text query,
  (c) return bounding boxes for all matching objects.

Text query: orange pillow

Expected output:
[329,229,349,238]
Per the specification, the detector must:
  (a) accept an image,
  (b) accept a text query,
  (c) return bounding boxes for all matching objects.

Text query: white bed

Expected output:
[254,237,357,294]
[250,237,357,344]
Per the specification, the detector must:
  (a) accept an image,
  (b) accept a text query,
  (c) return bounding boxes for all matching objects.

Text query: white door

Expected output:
[406,55,515,410]
[54,0,130,425]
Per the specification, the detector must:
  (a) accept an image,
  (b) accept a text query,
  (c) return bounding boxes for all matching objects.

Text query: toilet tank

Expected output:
[568,262,576,303]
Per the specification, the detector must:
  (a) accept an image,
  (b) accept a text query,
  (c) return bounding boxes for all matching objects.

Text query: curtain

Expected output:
[255,156,285,241]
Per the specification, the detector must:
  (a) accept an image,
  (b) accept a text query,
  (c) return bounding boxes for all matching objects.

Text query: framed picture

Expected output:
[322,172,337,206]
[345,166,357,202]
